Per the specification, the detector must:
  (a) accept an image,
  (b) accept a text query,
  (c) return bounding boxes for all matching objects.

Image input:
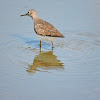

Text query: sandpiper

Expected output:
[21,9,64,49]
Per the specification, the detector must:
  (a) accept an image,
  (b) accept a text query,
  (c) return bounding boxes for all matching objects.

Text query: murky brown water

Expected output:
[0,0,100,100]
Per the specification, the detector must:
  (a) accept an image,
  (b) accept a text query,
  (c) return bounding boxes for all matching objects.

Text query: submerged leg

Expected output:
[52,42,54,50]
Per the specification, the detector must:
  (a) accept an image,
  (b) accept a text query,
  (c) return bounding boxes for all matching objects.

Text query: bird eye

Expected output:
[28,11,30,14]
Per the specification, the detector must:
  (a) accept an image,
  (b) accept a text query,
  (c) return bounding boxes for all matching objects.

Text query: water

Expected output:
[0,0,100,100]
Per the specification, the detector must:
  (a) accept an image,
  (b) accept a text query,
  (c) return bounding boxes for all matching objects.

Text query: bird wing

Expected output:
[34,23,64,37]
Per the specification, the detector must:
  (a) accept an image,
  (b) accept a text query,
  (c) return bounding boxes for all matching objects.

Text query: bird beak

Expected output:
[20,12,28,16]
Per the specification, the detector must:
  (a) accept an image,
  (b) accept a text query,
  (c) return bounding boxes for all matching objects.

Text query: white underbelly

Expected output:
[37,35,58,42]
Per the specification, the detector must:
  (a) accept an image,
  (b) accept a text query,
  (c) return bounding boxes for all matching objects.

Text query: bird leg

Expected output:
[52,42,54,50]
[40,40,41,48]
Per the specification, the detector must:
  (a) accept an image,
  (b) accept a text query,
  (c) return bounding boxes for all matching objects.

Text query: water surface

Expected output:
[0,0,100,100]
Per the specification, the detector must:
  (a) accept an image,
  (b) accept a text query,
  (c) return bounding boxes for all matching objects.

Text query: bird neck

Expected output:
[32,14,39,22]
[32,18,39,23]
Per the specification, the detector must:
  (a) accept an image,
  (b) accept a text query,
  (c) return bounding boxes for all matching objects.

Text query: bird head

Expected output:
[21,9,38,19]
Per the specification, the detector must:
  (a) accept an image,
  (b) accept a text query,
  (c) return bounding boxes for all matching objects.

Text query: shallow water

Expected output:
[0,0,100,100]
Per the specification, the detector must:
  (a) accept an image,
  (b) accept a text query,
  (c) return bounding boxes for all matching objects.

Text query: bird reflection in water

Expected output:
[26,50,64,73]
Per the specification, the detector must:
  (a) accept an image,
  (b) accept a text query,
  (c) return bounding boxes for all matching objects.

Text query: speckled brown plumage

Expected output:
[21,9,64,49]
[34,18,64,37]
[21,9,64,38]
